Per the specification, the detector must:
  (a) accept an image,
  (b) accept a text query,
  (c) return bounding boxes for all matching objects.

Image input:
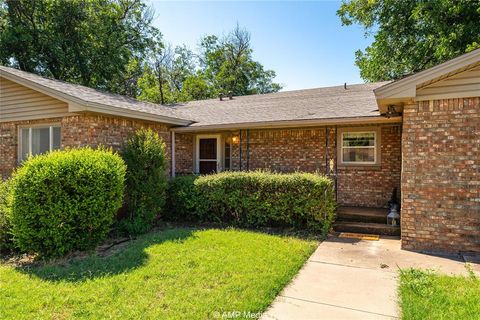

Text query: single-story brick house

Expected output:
[1,49,479,253]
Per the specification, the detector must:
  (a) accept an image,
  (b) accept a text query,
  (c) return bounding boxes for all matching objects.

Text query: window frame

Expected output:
[337,127,381,167]
[18,123,61,163]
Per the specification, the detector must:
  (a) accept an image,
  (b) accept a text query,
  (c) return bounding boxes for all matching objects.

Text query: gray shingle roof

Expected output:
[1,65,390,128]
[172,82,390,127]
[0,66,192,124]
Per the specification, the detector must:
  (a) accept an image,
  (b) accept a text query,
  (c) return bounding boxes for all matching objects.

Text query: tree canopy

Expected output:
[337,0,480,82]
[0,1,281,103]
[136,24,282,104]
[0,0,158,95]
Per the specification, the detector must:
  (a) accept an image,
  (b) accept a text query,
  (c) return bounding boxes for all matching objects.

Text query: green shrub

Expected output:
[121,128,168,235]
[167,171,336,234]
[166,175,200,221]
[0,179,13,253]
[10,147,126,257]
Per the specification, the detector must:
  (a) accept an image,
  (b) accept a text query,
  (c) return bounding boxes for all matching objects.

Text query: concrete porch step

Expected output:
[333,221,400,236]
[337,206,388,224]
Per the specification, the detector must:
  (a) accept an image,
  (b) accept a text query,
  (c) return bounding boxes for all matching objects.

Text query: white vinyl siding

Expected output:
[416,64,480,101]
[0,77,69,122]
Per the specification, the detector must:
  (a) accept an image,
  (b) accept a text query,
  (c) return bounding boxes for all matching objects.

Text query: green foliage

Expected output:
[0,179,13,253]
[0,1,281,102]
[166,175,200,221]
[0,0,158,96]
[400,268,480,320]
[337,0,480,81]
[179,74,215,102]
[121,129,168,235]
[198,24,282,96]
[167,171,336,234]
[9,148,126,257]
[137,24,282,104]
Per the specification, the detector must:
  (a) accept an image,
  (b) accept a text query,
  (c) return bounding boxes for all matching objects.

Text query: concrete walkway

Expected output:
[262,236,477,320]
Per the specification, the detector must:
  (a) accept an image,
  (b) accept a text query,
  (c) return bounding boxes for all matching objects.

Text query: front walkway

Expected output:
[262,236,476,320]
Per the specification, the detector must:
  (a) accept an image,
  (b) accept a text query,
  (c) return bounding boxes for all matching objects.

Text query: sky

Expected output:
[150,1,373,91]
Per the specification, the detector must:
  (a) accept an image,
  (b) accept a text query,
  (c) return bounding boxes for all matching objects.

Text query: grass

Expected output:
[399,268,480,320]
[0,228,317,319]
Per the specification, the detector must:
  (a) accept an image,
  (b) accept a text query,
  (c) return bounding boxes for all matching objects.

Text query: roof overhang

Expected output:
[0,69,192,126]
[374,48,480,112]
[171,115,402,132]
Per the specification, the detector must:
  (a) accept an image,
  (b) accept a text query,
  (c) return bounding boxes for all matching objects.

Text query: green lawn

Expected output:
[399,268,480,320]
[0,228,317,319]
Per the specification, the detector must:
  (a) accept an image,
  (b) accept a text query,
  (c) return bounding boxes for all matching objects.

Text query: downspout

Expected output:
[246,129,250,171]
[239,129,243,171]
[334,126,338,201]
[171,131,176,178]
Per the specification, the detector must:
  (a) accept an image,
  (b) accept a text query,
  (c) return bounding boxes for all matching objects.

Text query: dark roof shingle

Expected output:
[1,65,390,128]
[173,82,389,127]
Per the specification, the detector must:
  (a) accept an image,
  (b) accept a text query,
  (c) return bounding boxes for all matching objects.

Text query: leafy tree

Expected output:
[0,0,158,95]
[337,0,480,81]
[179,74,214,101]
[1,1,282,103]
[137,24,281,104]
[198,24,282,96]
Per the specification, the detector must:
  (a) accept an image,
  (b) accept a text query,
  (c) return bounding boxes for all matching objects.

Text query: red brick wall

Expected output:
[173,126,402,208]
[239,128,327,172]
[0,114,172,179]
[0,120,23,179]
[175,133,194,174]
[337,126,402,208]
[401,98,480,253]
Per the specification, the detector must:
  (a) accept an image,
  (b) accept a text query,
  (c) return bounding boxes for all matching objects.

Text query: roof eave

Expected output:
[69,102,193,126]
[374,48,480,100]
[0,68,192,126]
[171,116,402,132]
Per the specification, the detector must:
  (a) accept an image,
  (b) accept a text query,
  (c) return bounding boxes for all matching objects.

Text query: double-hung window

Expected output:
[19,125,61,162]
[340,130,377,165]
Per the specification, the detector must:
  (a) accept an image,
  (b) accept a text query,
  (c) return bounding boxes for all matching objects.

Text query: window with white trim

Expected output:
[341,131,376,164]
[19,125,61,162]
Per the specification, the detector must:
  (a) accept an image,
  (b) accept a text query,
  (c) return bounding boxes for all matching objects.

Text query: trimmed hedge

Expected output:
[0,179,13,253]
[166,175,200,221]
[167,171,336,234]
[10,147,126,257]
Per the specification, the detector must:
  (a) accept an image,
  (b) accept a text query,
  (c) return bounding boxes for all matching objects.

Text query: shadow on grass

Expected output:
[163,220,324,242]
[14,228,194,283]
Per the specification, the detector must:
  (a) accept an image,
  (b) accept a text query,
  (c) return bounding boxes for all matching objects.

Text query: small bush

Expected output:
[121,128,168,235]
[0,179,13,253]
[167,171,336,234]
[10,147,126,257]
[166,175,200,221]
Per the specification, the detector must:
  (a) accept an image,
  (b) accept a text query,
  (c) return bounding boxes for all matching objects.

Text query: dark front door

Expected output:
[198,138,218,174]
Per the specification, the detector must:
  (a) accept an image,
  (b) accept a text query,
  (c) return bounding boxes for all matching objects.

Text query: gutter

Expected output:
[171,116,402,132]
